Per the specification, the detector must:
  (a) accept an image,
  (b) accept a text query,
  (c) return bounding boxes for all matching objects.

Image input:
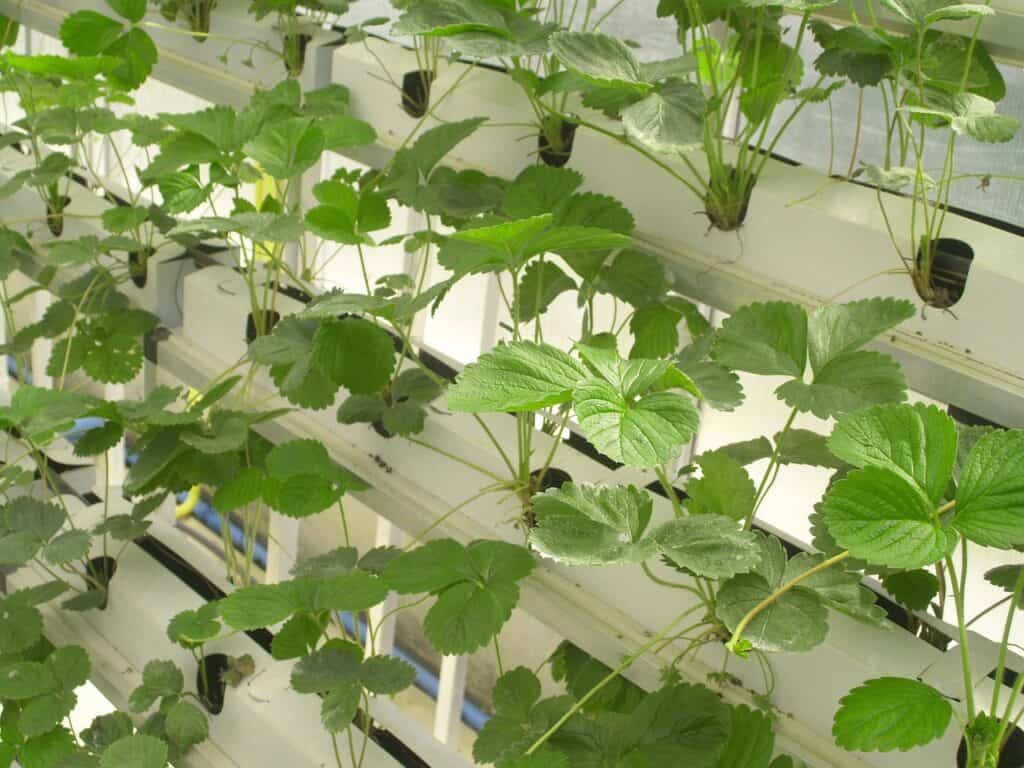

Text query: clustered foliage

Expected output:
[0,1,1019,768]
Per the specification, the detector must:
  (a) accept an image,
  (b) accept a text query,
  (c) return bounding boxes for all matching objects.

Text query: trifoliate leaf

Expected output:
[166,603,220,649]
[685,451,756,520]
[883,569,940,610]
[617,684,731,767]
[99,734,167,768]
[832,677,952,751]
[447,341,586,412]
[822,467,956,568]
[953,430,1024,548]
[714,302,807,377]
[218,583,296,630]
[807,298,915,372]
[503,166,584,219]
[653,515,761,579]
[529,483,656,565]
[386,540,534,655]
[827,403,957,503]
[776,350,907,419]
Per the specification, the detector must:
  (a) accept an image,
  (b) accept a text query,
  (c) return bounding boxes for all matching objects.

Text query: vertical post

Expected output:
[433,654,468,746]
[95,383,128,498]
[30,289,53,390]
[365,517,404,657]
[265,513,299,584]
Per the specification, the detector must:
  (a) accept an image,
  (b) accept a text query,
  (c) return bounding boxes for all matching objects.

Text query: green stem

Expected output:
[727,551,851,653]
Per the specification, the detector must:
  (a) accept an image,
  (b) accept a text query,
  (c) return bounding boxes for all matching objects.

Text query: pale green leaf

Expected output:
[807,298,915,372]
[714,302,807,377]
[622,80,706,153]
[954,430,1024,548]
[777,351,907,419]
[653,515,761,579]
[832,677,951,751]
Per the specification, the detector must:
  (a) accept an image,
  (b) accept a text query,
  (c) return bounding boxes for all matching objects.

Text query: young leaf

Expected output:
[827,403,957,503]
[953,430,1024,548]
[447,341,587,412]
[313,317,396,396]
[528,483,656,565]
[832,677,952,751]
[822,467,956,568]
[713,302,807,377]
[549,31,647,88]
[243,117,324,179]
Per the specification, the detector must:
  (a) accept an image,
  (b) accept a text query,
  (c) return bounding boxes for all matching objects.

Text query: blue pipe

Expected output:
[338,612,490,733]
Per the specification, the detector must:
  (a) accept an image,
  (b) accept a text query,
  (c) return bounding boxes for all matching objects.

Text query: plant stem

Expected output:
[524,602,707,755]
[947,544,977,720]
[992,567,1024,714]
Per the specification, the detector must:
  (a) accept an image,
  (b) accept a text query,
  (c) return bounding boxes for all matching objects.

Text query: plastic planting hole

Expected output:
[957,721,1024,767]
[916,237,974,309]
[401,70,434,119]
[530,467,572,494]
[197,653,230,715]
[46,195,72,237]
[129,247,154,289]
[284,33,312,77]
[538,118,578,168]
[86,556,118,610]
[245,310,281,344]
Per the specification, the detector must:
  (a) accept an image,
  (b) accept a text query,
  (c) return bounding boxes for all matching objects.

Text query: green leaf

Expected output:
[387,540,534,655]
[166,604,220,648]
[291,639,363,694]
[574,367,699,467]
[0,601,42,653]
[985,565,1024,607]
[529,483,656,565]
[20,728,75,768]
[717,573,828,652]
[776,428,846,469]
[360,655,416,695]
[447,341,587,413]
[622,80,706,153]
[212,467,265,512]
[99,734,168,768]
[832,677,952,751]
[685,451,756,520]
[716,705,775,768]
[164,701,207,751]
[503,167,583,219]
[776,351,907,419]
[42,531,91,564]
[314,318,396,395]
[106,28,157,91]
[807,298,915,372]
[618,684,731,767]
[384,118,486,206]
[141,659,182,697]
[653,515,761,579]
[549,31,647,88]
[60,12,124,56]
[714,302,807,377]
[828,403,957,503]
[823,467,956,568]
[953,430,1024,548]
[20,690,76,739]
[321,685,361,732]
[883,570,940,610]
[272,614,324,660]
[630,305,681,359]
[218,583,295,630]
[106,0,146,23]
[0,661,57,699]
[515,261,575,323]
[244,117,324,179]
